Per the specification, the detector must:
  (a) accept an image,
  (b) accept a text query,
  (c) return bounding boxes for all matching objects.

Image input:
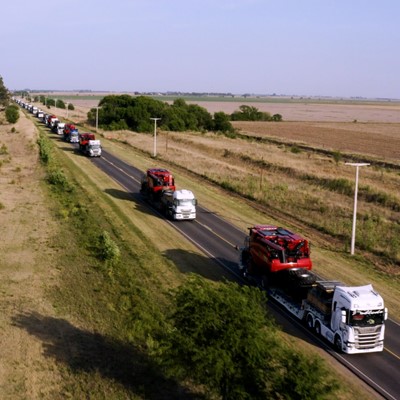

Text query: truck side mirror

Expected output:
[384,307,388,321]
[341,310,346,324]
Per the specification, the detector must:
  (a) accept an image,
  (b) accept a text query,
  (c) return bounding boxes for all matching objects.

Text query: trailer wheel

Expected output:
[306,314,314,330]
[334,335,343,352]
[261,275,269,290]
[315,321,321,336]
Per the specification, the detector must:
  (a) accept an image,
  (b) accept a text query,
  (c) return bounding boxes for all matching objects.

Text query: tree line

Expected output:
[88,95,282,134]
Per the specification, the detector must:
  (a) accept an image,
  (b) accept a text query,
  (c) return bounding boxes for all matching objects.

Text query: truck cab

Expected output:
[161,189,197,220]
[305,282,387,354]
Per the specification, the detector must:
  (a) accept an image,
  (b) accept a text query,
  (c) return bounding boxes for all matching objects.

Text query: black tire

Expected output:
[261,275,269,290]
[334,335,343,352]
[287,268,316,287]
[315,321,321,336]
[306,314,314,330]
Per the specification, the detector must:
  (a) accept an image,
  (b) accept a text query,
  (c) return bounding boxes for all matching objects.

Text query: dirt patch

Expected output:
[0,112,62,398]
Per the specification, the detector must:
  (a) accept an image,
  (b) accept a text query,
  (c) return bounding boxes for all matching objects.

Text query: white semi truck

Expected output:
[238,230,387,354]
[269,279,387,354]
[161,189,197,220]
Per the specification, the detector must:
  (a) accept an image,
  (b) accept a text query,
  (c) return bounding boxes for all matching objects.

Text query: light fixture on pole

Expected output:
[150,117,161,157]
[345,162,370,255]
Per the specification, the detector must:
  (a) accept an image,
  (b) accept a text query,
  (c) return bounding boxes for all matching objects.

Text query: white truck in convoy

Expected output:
[160,189,197,220]
[268,278,387,354]
[238,226,387,354]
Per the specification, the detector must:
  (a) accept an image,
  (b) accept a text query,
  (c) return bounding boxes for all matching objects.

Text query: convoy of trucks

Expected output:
[14,97,388,355]
[238,225,387,354]
[140,168,197,220]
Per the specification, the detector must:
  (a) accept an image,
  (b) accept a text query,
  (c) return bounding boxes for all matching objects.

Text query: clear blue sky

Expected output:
[1,0,399,98]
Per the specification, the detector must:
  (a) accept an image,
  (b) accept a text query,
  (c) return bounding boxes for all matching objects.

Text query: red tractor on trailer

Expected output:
[140,168,176,203]
[239,225,313,287]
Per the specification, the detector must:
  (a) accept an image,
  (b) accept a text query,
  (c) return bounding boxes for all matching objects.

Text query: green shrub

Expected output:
[290,145,301,154]
[47,168,70,190]
[5,105,19,123]
[97,231,120,266]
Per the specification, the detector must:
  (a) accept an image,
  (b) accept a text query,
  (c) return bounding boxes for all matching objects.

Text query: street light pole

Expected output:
[150,117,161,157]
[346,162,370,255]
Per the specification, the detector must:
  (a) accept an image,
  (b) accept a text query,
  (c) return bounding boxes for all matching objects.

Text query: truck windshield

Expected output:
[178,199,195,206]
[90,144,101,150]
[349,310,385,326]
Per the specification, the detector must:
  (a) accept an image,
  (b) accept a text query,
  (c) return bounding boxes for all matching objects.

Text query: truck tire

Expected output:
[334,335,343,352]
[315,321,321,336]
[306,313,314,330]
[287,268,316,287]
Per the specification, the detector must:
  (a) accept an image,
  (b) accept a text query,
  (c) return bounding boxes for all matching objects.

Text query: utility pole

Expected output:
[346,162,370,255]
[150,117,161,157]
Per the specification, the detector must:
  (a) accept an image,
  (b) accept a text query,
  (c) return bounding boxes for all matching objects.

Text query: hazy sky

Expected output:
[2,0,399,98]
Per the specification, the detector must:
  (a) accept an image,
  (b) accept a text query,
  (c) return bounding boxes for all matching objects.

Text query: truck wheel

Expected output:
[334,335,343,352]
[261,275,269,290]
[315,321,321,336]
[287,268,316,287]
[306,314,314,330]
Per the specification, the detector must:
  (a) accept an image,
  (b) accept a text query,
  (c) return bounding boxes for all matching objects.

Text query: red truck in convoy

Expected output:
[140,168,197,220]
[78,133,102,157]
[239,225,312,281]
[140,168,176,202]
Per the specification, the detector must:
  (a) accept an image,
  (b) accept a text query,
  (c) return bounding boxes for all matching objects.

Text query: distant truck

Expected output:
[140,168,197,220]
[237,226,387,354]
[63,124,79,142]
[78,133,101,157]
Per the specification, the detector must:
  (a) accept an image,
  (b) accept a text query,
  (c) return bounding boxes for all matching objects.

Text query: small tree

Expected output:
[56,99,66,109]
[0,75,10,107]
[213,111,234,133]
[159,275,277,399]
[5,105,19,124]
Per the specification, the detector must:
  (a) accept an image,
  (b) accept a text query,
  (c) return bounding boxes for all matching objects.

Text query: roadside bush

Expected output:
[67,103,75,110]
[5,105,19,123]
[37,134,52,164]
[47,168,72,191]
[97,230,120,266]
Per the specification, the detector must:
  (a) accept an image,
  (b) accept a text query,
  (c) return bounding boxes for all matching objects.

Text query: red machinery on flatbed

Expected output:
[240,225,312,277]
[140,168,176,202]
